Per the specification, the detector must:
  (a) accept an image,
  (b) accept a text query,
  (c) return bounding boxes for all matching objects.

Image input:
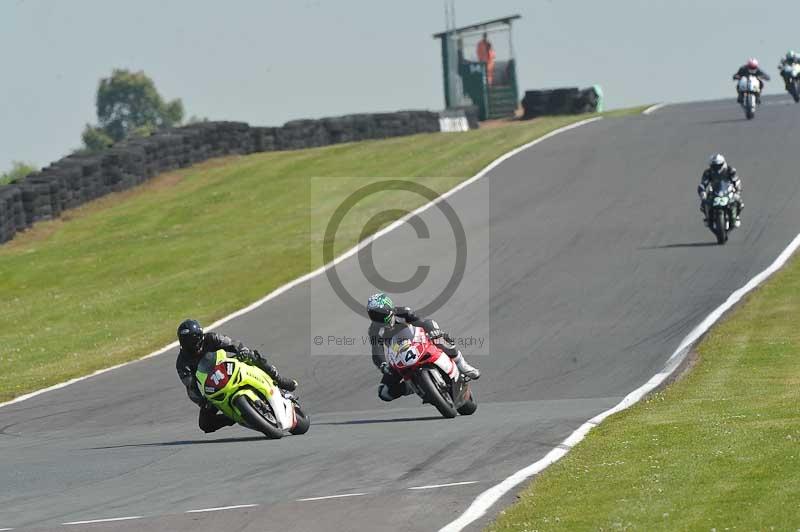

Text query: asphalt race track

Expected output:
[4,96,800,531]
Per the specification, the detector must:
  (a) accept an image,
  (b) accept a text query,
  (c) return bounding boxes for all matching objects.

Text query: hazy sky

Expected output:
[1,0,796,172]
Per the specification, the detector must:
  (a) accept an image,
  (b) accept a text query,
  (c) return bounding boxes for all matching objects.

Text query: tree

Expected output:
[93,69,184,143]
[0,161,38,185]
[81,125,114,153]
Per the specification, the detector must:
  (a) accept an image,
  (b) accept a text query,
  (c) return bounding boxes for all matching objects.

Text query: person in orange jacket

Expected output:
[476,32,496,85]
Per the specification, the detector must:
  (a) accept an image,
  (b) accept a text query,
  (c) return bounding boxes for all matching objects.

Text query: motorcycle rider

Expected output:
[733,58,770,104]
[366,293,480,402]
[697,154,743,228]
[778,50,800,91]
[175,319,297,433]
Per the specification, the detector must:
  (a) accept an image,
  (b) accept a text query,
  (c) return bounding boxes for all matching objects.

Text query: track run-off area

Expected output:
[3,96,800,531]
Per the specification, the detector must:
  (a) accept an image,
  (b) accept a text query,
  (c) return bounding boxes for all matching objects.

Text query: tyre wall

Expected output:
[0,108,476,244]
[521,86,602,120]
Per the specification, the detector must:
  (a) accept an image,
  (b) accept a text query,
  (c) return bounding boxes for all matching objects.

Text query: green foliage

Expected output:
[88,69,184,146]
[0,161,38,185]
[81,125,114,153]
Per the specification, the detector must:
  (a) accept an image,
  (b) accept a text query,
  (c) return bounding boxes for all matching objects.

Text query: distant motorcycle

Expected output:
[737,75,761,119]
[385,325,477,418]
[781,63,800,102]
[702,178,739,245]
[196,349,310,438]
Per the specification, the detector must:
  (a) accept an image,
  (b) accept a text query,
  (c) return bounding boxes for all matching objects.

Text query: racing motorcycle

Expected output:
[702,178,739,245]
[386,325,477,418]
[737,75,760,119]
[781,63,800,102]
[195,349,310,438]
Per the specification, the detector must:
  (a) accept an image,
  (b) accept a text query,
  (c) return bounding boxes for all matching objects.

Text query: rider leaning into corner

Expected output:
[175,319,297,433]
[733,58,770,104]
[698,154,743,228]
[778,50,800,90]
[365,293,480,402]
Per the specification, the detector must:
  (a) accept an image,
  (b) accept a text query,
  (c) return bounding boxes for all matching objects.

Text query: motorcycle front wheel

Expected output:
[234,395,285,439]
[417,368,457,418]
[715,209,727,245]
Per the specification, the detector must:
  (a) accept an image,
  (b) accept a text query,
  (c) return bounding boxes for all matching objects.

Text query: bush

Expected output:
[0,161,38,184]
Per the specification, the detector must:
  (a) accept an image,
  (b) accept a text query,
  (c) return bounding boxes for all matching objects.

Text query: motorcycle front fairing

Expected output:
[195,350,296,430]
[387,325,459,383]
[738,75,761,94]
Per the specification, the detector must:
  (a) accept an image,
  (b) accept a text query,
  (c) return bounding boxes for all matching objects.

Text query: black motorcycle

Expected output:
[703,178,739,245]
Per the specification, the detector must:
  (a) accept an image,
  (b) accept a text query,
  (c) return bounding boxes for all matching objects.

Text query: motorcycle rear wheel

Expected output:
[457,388,478,416]
[290,405,311,435]
[417,369,457,418]
[234,395,285,439]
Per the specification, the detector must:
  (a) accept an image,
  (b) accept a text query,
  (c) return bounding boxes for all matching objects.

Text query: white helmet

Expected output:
[709,153,727,174]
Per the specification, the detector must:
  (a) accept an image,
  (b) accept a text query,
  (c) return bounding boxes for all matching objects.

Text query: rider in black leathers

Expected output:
[365,293,480,402]
[175,319,297,433]
[698,154,743,228]
[733,58,770,104]
[779,50,800,91]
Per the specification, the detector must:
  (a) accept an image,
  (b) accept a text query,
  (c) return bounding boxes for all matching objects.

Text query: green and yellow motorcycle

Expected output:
[195,349,310,439]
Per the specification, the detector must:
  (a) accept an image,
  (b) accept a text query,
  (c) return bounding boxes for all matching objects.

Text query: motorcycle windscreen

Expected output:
[712,179,733,195]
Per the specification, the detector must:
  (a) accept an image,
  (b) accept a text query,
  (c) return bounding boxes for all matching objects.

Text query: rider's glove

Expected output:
[379,362,394,375]
[236,348,255,364]
[428,329,444,342]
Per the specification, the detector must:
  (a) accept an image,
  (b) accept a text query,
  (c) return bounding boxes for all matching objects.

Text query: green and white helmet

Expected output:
[367,293,396,326]
[787,50,797,61]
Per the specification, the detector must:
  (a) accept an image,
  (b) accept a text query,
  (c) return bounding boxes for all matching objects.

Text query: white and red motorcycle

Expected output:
[385,325,477,418]
[737,75,761,119]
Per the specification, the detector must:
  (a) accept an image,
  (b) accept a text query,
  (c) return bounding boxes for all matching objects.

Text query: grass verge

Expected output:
[0,107,646,402]
[488,249,800,530]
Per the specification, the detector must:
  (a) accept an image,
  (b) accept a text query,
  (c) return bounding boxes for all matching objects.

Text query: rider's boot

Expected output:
[260,363,297,392]
[454,352,480,380]
[737,91,744,104]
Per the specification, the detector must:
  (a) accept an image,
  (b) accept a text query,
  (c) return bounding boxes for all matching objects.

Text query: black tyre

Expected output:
[745,95,755,119]
[715,209,727,245]
[793,83,800,103]
[289,405,311,435]
[233,395,284,439]
[417,368,457,418]
[457,388,478,416]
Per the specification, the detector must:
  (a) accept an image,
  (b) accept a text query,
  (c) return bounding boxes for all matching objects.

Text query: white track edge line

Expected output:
[185,504,258,513]
[0,117,603,410]
[408,481,479,490]
[642,103,667,115]
[297,492,368,502]
[439,230,800,532]
[62,516,143,525]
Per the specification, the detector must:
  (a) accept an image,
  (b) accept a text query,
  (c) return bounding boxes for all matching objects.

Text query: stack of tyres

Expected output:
[521,86,602,119]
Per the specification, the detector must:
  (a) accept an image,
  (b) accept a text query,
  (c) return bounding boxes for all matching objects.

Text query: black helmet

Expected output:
[177,319,204,354]
[366,293,396,326]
